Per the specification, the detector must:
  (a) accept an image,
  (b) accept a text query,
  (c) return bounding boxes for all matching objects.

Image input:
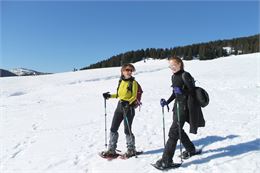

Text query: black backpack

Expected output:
[182,73,209,108]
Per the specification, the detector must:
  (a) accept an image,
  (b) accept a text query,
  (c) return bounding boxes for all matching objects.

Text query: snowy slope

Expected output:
[0,53,260,173]
[10,68,47,76]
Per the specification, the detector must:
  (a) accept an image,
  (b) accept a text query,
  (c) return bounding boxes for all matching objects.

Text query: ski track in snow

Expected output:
[0,53,260,173]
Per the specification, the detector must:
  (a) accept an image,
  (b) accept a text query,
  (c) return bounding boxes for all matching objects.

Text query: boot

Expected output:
[100,149,117,157]
[124,148,137,158]
[155,158,173,169]
[126,134,135,151]
[180,148,198,159]
[108,132,119,151]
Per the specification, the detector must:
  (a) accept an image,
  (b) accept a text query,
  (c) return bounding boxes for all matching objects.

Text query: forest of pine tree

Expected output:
[81,34,259,70]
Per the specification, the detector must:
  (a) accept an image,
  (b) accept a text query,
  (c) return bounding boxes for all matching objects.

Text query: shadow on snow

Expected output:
[182,138,260,167]
[143,135,260,166]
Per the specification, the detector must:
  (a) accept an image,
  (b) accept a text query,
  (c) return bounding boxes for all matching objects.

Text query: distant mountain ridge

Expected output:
[0,68,51,77]
[0,69,17,77]
[10,68,46,76]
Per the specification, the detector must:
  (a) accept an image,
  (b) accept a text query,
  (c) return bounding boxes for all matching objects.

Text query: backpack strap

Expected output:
[128,80,133,92]
[181,72,186,86]
[116,79,122,98]
[181,71,196,95]
[181,72,195,88]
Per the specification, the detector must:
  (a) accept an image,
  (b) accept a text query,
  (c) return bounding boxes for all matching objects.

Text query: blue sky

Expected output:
[1,1,259,73]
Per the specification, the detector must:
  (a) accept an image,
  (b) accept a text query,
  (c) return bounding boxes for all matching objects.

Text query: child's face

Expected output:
[169,60,181,73]
[122,66,133,79]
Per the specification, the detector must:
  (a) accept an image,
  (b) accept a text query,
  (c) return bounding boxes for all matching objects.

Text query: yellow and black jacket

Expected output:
[111,77,138,105]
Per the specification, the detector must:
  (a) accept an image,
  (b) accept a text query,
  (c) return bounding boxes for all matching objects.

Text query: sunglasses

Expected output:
[125,68,133,72]
[168,65,177,69]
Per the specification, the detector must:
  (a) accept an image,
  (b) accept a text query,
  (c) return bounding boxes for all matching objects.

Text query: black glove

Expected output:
[103,92,111,99]
[121,100,129,108]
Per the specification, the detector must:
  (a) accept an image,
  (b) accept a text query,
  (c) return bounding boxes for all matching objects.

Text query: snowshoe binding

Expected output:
[99,150,119,160]
[119,149,143,159]
[179,148,202,159]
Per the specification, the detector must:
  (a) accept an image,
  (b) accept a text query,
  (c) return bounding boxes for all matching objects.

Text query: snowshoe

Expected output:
[99,150,119,160]
[151,158,181,170]
[179,148,202,159]
[119,150,143,159]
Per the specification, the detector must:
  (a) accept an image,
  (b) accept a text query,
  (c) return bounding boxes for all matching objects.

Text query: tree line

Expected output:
[81,34,259,70]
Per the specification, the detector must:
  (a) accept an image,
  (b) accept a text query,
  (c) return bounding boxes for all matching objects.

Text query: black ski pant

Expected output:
[162,100,195,162]
[110,101,135,135]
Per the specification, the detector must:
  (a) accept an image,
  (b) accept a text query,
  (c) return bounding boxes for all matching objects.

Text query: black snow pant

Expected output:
[162,98,195,162]
[108,101,135,151]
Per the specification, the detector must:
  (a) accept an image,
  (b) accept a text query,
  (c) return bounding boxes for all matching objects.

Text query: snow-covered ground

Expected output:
[1,53,260,173]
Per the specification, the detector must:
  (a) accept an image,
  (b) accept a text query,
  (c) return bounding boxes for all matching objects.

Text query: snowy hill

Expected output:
[0,53,260,173]
[10,68,48,76]
[0,69,17,77]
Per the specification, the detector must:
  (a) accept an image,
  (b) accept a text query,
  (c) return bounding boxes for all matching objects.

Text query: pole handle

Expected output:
[162,106,166,148]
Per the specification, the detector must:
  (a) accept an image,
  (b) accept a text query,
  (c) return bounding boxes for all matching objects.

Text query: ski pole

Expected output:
[161,106,166,148]
[104,98,108,148]
[176,101,183,163]
[123,107,137,158]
